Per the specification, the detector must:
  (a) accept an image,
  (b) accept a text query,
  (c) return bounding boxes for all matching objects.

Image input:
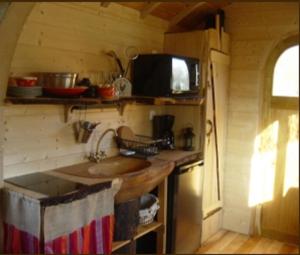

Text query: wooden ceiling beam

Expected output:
[100,2,110,7]
[169,2,206,27]
[140,2,161,19]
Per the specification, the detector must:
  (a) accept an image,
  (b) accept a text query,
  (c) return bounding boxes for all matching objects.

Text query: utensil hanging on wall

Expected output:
[73,121,101,143]
[105,50,125,76]
[124,46,139,78]
[73,107,101,143]
[105,49,135,97]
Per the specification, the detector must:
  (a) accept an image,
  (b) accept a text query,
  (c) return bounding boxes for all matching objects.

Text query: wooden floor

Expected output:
[197,230,299,254]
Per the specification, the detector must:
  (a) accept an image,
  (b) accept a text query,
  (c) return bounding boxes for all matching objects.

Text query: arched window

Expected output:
[272,45,299,97]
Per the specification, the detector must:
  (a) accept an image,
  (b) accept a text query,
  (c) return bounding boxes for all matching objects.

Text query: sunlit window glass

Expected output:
[272,45,299,97]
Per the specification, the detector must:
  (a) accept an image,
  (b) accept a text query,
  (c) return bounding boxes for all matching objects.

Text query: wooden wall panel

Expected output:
[3,104,165,178]
[222,2,299,235]
[10,2,167,78]
[0,108,3,169]
[4,2,167,178]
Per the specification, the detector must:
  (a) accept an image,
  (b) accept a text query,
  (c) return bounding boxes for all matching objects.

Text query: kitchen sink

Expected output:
[54,155,174,203]
[88,157,151,177]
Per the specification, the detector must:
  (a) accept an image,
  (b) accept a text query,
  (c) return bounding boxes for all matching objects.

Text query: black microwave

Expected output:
[132,54,200,98]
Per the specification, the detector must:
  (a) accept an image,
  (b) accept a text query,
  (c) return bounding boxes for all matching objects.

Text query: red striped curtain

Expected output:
[3,215,114,254]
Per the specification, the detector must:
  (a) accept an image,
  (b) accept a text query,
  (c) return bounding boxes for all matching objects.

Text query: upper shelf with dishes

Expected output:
[5,53,205,117]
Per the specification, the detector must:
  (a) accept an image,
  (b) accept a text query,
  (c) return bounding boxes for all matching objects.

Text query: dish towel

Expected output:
[2,179,121,254]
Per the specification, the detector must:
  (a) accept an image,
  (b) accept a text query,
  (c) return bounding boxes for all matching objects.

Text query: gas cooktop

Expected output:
[5,172,86,197]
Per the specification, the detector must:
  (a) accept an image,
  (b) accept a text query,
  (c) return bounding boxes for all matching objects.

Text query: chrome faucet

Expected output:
[88,128,117,163]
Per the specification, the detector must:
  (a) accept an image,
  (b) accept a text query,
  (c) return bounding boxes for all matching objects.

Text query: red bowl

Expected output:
[97,86,116,99]
[15,77,38,87]
[43,87,87,97]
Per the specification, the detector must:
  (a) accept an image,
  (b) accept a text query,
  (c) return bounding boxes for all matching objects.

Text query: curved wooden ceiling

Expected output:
[118,2,230,31]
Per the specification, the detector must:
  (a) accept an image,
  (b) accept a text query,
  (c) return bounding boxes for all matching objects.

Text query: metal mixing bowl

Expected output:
[36,73,78,88]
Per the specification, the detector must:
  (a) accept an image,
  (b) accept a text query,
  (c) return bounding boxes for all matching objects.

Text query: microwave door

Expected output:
[171,58,190,93]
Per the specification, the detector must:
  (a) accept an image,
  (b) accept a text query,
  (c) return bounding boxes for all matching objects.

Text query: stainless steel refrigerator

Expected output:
[166,160,204,254]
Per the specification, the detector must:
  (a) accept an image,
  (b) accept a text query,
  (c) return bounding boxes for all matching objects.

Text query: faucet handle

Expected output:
[99,150,107,160]
[88,152,96,162]
[87,151,107,163]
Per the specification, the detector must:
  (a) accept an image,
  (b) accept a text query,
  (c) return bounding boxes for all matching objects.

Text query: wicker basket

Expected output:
[139,194,160,225]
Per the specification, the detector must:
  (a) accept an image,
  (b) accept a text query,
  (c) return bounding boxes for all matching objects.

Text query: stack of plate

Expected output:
[7,86,43,98]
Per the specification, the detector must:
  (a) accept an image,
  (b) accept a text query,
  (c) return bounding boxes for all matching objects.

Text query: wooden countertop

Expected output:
[153,149,203,167]
[4,150,201,200]
[47,149,202,184]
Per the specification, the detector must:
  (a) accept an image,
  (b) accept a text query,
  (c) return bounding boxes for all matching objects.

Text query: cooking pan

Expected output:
[36,72,78,88]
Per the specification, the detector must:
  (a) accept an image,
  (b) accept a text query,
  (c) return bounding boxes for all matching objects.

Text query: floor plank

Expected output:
[234,235,262,254]
[203,232,239,254]
[265,240,285,254]
[197,230,299,254]
[279,244,299,254]
[221,233,250,254]
[251,238,274,254]
[290,246,299,254]
[197,230,228,254]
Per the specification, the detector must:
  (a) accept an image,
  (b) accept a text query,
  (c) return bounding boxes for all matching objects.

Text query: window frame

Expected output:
[265,35,299,110]
[272,45,299,99]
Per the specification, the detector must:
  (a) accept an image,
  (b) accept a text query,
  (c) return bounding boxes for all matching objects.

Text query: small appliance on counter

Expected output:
[153,115,175,150]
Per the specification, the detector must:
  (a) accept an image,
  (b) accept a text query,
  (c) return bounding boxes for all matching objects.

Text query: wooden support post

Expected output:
[156,178,167,254]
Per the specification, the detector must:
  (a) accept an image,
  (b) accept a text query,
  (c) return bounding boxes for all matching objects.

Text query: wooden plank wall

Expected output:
[3,104,165,178]
[10,2,167,77]
[0,4,36,251]
[0,106,3,251]
[222,2,299,234]
[4,2,168,178]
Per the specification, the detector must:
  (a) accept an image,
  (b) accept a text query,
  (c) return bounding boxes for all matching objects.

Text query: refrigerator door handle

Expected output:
[177,168,193,175]
[177,160,204,174]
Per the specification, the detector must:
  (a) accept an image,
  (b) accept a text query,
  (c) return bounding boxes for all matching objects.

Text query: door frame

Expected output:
[254,34,299,241]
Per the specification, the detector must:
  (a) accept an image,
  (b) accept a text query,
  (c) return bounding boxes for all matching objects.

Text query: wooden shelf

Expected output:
[4,96,204,122]
[134,221,163,240]
[4,96,123,122]
[5,96,204,107]
[112,240,131,252]
[4,96,102,105]
[112,221,163,252]
[121,96,204,106]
